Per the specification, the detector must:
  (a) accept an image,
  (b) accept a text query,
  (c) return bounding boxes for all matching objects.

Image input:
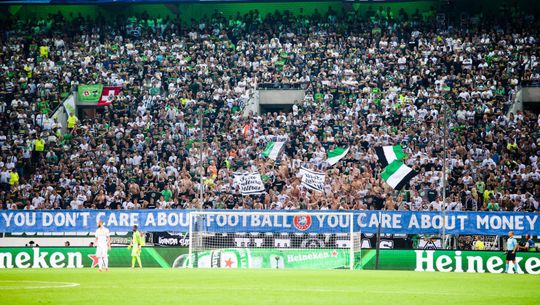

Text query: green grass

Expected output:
[0,269,539,305]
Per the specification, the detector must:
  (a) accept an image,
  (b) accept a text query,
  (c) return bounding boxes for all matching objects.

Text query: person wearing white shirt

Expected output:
[70,198,83,210]
[32,195,45,209]
[131,154,142,166]
[94,220,111,272]
[430,199,442,211]
[0,167,10,186]
[122,199,135,210]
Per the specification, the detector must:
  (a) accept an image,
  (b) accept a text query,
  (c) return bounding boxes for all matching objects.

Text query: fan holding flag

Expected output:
[376,144,417,190]
[375,145,407,167]
[326,146,349,166]
[380,161,418,191]
[261,141,285,161]
[98,86,121,107]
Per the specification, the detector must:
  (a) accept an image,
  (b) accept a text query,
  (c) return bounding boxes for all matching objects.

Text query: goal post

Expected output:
[185,211,362,270]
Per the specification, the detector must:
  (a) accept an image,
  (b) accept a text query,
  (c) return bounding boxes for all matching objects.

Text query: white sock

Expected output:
[104,257,109,269]
[98,258,103,270]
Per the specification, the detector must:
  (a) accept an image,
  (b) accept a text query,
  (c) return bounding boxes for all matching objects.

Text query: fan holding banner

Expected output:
[233,172,266,195]
[298,167,325,193]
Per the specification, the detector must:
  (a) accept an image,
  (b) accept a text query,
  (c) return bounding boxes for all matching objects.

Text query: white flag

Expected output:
[233,172,266,195]
[299,167,325,192]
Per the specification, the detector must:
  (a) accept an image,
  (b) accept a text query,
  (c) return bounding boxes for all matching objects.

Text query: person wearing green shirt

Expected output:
[483,189,494,204]
[314,92,324,102]
[161,185,173,202]
[486,200,500,211]
[129,225,144,268]
[476,181,485,205]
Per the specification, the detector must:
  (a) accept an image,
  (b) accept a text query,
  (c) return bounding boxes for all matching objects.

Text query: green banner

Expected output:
[77,84,103,103]
[0,247,186,269]
[0,247,538,274]
[157,248,540,274]
[362,249,540,274]
[175,248,353,269]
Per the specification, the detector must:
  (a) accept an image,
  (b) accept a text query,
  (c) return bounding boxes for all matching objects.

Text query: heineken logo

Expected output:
[293,215,312,231]
[286,251,333,263]
[414,250,540,274]
[199,250,248,268]
[83,91,90,96]
[0,248,83,268]
[88,254,99,268]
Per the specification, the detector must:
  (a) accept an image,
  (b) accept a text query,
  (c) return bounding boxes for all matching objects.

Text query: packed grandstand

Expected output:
[0,4,538,213]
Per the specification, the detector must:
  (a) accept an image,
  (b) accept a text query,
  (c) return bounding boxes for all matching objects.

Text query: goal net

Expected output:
[180,211,361,270]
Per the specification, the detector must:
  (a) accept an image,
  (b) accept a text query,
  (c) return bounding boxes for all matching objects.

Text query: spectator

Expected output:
[0,6,537,213]
[472,236,485,250]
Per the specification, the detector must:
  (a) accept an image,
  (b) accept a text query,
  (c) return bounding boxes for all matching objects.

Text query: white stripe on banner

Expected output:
[268,142,284,160]
[326,147,349,166]
[383,146,397,163]
[386,165,413,189]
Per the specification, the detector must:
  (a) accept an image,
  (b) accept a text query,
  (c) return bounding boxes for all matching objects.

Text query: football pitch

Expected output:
[0,269,538,305]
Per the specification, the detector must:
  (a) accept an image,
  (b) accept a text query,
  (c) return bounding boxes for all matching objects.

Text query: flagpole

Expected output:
[199,108,204,209]
[441,103,448,249]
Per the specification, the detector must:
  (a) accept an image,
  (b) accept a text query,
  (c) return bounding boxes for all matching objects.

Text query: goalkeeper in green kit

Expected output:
[129,225,144,268]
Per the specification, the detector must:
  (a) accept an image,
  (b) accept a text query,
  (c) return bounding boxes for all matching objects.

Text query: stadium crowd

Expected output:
[0,6,539,212]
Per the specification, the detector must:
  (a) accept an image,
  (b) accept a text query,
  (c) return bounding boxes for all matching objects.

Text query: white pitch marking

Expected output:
[0,280,80,290]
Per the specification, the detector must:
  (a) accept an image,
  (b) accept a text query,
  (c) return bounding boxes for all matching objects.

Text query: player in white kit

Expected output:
[94,220,111,272]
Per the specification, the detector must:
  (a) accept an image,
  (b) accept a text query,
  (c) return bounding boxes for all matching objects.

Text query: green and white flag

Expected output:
[375,145,407,167]
[78,84,103,103]
[380,160,417,190]
[326,147,349,166]
[261,142,285,161]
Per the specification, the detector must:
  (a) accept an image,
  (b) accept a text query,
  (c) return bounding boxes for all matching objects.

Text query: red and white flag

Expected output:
[97,86,121,107]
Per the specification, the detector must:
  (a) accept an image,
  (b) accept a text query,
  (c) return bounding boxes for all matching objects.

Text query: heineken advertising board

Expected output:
[0,247,539,274]
[369,250,540,274]
[173,248,354,269]
[0,247,186,269]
